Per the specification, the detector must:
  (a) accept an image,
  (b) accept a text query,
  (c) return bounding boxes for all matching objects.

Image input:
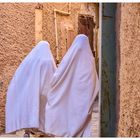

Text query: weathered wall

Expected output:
[117,3,140,137]
[0,3,98,134]
[42,3,98,60]
[101,3,117,137]
[0,3,36,133]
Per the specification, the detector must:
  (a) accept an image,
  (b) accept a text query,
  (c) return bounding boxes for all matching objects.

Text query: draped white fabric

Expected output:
[45,34,99,137]
[5,34,99,137]
[5,41,56,133]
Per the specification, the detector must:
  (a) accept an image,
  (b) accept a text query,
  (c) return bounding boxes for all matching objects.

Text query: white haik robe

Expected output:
[5,41,56,133]
[45,34,99,137]
[6,34,99,137]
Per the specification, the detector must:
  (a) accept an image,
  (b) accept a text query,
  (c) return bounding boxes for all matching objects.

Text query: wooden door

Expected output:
[78,14,95,57]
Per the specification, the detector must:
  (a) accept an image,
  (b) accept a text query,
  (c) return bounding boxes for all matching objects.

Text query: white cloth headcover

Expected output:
[45,34,99,137]
[5,41,56,133]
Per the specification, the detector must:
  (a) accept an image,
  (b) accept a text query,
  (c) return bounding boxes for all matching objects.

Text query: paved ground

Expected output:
[91,99,99,137]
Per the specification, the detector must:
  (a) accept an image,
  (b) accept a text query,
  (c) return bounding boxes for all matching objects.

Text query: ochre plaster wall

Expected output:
[117,3,140,137]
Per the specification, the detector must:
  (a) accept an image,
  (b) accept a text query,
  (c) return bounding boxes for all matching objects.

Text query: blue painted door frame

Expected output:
[101,3,117,137]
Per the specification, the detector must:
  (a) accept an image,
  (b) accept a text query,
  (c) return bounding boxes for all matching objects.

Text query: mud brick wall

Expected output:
[117,3,140,137]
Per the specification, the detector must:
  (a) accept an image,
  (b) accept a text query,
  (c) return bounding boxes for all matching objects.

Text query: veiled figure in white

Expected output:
[5,41,56,133]
[45,34,99,137]
[5,34,99,137]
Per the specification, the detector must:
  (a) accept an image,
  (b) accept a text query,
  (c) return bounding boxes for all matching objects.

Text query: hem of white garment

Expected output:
[5,124,39,134]
[45,129,68,137]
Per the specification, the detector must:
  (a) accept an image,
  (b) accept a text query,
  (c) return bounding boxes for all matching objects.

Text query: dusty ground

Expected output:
[117,3,140,137]
[0,3,99,136]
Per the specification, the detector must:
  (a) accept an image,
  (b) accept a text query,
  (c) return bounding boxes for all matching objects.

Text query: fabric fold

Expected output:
[45,34,99,137]
[5,41,56,133]
[5,34,99,137]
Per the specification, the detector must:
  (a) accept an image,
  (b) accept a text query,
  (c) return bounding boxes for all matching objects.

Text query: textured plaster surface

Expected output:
[0,3,36,133]
[117,3,140,137]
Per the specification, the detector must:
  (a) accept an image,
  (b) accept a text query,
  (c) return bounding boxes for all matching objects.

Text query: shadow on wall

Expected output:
[101,3,117,137]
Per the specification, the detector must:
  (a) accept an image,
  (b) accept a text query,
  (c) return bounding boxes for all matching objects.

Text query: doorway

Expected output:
[78,13,100,137]
[78,14,95,57]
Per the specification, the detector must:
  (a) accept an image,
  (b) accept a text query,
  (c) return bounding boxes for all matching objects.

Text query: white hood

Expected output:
[5,41,56,133]
[45,34,99,137]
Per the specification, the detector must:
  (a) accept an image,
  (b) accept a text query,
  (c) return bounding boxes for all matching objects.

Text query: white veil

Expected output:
[5,41,56,133]
[45,34,99,137]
